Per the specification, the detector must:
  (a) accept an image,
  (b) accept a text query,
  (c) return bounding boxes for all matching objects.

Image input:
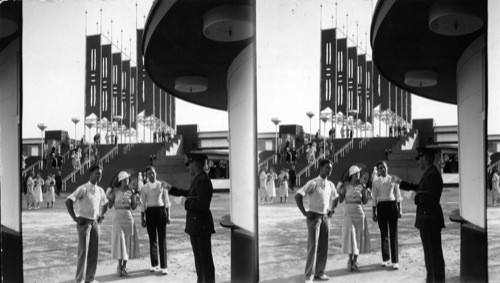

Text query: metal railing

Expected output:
[62,159,91,192]
[488,159,500,173]
[62,145,118,192]
[359,137,371,148]
[332,140,354,163]
[61,149,71,163]
[258,154,276,169]
[22,159,42,176]
[258,143,306,168]
[123,143,135,155]
[99,145,119,168]
[296,151,326,186]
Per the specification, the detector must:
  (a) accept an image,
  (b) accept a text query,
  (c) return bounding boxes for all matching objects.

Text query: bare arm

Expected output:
[65,198,78,222]
[295,193,308,217]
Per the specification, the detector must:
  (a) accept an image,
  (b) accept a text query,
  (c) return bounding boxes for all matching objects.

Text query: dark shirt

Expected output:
[55,175,62,187]
[400,166,445,230]
[289,170,296,182]
[169,172,215,236]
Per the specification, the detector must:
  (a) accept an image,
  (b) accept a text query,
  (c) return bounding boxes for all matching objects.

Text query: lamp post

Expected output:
[271,117,281,162]
[320,114,330,158]
[37,123,47,168]
[306,111,315,142]
[71,118,80,148]
[348,109,358,138]
[85,121,94,163]
[113,115,122,144]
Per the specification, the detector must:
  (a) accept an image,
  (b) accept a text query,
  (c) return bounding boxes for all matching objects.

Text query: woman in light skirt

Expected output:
[338,165,371,271]
[107,171,140,277]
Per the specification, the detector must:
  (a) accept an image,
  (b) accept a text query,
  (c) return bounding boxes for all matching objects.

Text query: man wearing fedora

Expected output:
[168,153,215,283]
[392,147,445,282]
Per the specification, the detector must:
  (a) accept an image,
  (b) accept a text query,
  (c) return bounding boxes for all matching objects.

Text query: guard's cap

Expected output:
[415,147,437,160]
[118,171,130,182]
[185,153,208,166]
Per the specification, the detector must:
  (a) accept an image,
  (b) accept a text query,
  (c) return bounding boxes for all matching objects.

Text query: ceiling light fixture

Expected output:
[203,5,253,42]
[175,76,208,93]
[429,0,483,36]
[405,70,438,87]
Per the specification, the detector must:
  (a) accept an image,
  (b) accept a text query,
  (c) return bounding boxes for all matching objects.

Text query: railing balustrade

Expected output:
[22,159,42,176]
[488,159,500,173]
[62,145,118,192]
[359,138,371,148]
[332,140,354,163]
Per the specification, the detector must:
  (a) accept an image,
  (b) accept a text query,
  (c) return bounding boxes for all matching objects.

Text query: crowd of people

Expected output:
[152,129,173,143]
[23,171,62,209]
[259,166,296,204]
[295,147,445,283]
[64,152,216,283]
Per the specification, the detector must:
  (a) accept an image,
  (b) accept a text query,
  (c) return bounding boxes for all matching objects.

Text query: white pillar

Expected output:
[227,43,256,233]
[457,34,485,228]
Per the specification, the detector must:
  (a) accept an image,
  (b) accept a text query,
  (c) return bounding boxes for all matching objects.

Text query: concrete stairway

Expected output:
[65,143,165,192]
[294,137,401,186]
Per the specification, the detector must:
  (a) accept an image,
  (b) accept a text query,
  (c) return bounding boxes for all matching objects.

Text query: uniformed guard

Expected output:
[168,153,215,283]
[392,147,445,282]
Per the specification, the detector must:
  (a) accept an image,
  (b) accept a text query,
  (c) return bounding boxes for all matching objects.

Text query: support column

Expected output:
[222,43,258,282]
[455,34,486,281]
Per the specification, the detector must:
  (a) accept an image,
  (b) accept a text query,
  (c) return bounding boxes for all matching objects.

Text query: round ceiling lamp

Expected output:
[203,5,253,42]
[175,76,208,93]
[429,0,483,36]
[0,18,18,38]
[405,70,438,87]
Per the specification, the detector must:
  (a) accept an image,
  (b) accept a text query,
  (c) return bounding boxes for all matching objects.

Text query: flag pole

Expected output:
[110,19,114,143]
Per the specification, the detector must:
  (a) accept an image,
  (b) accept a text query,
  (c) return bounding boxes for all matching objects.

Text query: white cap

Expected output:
[348,165,361,176]
[118,171,129,182]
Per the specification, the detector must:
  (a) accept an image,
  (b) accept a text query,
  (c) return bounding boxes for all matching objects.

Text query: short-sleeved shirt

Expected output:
[297,176,338,214]
[493,173,499,191]
[66,181,108,220]
[140,180,171,212]
[372,175,402,205]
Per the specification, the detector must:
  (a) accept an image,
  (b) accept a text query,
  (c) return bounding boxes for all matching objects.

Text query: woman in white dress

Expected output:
[33,172,44,209]
[266,167,277,203]
[338,165,371,272]
[26,171,35,209]
[259,168,269,204]
[107,171,140,277]
[277,169,289,203]
[492,168,500,206]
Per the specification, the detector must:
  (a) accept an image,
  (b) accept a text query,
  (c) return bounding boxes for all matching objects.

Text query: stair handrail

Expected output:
[258,143,306,169]
[100,144,119,168]
[296,151,327,187]
[258,153,276,169]
[123,143,133,155]
[488,159,500,173]
[332,140,354,163]
[62,145,118,192]
[22,159,42,176]
[359,137,371,148]
[62,158,91,192]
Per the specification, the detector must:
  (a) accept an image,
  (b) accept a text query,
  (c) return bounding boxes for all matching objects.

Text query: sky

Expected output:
[23,0,497,140]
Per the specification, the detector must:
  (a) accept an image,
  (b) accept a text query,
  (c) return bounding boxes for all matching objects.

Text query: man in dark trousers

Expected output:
[392,147,445,282]
[168,153,215,283]
[55,171,62,196]
[289,165,296,190]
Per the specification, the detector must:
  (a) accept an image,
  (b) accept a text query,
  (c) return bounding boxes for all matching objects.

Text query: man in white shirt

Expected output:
[65,165,108,283]
[295,159,339,283]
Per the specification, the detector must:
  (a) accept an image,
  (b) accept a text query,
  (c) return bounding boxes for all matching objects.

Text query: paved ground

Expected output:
[488,188,500,283]
[22,186,463,283]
